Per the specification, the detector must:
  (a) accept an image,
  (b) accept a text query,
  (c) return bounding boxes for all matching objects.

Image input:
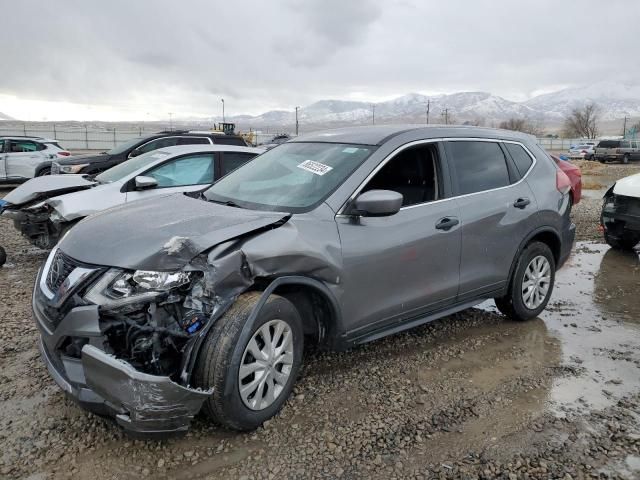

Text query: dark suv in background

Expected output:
[32,125,575,435]
[52,131,249,175]
[595,139,640,164]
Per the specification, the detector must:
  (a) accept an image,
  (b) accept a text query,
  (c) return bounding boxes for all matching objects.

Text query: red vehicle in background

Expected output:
[551,154,582,207]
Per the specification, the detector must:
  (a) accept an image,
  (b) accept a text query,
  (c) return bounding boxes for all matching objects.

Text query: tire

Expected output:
[622,154,630,164]
[193,292,304,431]
[598,158,606,164]
[494,242,556,321]
[36,167,51,176]
[0,246,6,267]
[604,231,639,251]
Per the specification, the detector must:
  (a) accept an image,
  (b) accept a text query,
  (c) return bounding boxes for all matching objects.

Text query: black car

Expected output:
[52,131,248,175]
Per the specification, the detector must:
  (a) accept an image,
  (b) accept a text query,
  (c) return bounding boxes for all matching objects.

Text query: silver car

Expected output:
[31,125,575,435]
[1,144,263,248]
[0,136,70,181]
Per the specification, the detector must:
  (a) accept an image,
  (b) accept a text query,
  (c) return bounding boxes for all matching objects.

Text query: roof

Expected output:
[0,135,57,142]
[291,124,535,146]
[151,144,264,156]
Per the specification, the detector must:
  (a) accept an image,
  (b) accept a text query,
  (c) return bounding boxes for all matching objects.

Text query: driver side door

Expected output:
[125,153,217,203]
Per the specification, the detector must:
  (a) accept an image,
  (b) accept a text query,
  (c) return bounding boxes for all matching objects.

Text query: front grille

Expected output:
[46,250,81,292]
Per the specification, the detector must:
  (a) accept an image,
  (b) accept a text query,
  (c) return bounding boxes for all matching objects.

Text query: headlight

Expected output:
[132,270,191,290]
[60,164,89,174]
[84,269,192,309]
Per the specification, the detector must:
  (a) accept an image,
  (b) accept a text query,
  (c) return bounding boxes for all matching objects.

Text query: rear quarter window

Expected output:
[504,143,534,177]
[446,141,511,195]
[212,136,247,146]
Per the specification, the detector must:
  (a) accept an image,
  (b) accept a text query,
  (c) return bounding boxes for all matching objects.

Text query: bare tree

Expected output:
[463,117,485,127]
[499,117,542,136]
[563,104,599,138]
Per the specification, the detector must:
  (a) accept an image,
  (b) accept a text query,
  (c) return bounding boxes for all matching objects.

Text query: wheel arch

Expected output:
[34,160,53,176]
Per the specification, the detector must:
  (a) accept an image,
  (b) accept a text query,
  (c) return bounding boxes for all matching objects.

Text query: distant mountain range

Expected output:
[218,81,640,131]
[0,112,15,121]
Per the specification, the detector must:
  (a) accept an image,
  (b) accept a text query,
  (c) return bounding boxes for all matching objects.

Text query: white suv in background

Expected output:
[0,136,71,181]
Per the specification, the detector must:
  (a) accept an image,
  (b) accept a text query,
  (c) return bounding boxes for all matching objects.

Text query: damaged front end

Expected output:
[33,243,255,435]
[1,201,65,249]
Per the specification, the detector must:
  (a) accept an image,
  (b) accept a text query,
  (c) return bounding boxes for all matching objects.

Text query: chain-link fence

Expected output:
[0,124,295,151]
[0,123,595,152]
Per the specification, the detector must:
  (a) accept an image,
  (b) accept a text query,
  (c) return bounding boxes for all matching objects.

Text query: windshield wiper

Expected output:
[209,198,245,209]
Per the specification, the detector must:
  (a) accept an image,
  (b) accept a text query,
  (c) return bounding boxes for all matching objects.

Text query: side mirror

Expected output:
[134,175,158,190]
[129,148,142,158]
[353,190,403,217]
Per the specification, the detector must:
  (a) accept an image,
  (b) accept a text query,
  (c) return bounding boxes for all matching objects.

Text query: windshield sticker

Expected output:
[297,160,333,176]
[342,147,359,153]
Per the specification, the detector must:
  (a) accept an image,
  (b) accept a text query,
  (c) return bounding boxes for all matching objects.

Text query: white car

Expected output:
[1,144,263,248]
[0,136,71,181]
[568,143,595,160]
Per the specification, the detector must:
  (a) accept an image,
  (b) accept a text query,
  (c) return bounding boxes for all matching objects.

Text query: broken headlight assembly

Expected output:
[84,269,192,309]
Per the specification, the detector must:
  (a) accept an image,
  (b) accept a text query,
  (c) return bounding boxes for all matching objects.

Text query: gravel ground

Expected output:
[1,163,640,479]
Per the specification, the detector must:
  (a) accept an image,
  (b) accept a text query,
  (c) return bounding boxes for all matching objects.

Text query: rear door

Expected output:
[125,153,217,203]
[444,139,538,301]
[5,139,44,180]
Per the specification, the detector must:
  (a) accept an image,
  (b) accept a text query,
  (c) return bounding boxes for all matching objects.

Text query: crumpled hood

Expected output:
[2,175,97,207]
[55,153,110,166]
[58,194,289,271]
[613,172,640,198]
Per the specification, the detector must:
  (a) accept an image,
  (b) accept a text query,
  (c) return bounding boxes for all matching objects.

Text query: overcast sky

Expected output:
[1,0,639,121]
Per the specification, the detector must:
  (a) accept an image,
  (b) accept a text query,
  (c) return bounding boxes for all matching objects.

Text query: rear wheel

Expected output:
[193,292,304,431]
[495,242,556,321]
[605,231,639,251]
[622,154,630,164]
[0,246,6,267]
[36,167,51,176]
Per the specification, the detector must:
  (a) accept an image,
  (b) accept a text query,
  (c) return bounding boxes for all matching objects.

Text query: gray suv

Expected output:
[32,125,575,435]
[595,139,640,164]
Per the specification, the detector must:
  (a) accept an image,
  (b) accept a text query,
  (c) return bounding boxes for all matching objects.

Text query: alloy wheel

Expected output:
[521,255,551,310]
[239,319,294,411]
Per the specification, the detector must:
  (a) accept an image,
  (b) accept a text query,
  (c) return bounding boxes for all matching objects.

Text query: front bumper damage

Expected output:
[601,193,640,235]
[33,282,212,436]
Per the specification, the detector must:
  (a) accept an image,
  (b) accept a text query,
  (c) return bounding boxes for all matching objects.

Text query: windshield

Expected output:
[204,142,374,212]
[95,150,171,183]
[105,137,144,155]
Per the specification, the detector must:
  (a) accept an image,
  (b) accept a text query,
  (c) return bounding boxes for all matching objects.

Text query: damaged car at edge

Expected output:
[1,144,262,249]
[601,172,640,250]
[32,125,575,435]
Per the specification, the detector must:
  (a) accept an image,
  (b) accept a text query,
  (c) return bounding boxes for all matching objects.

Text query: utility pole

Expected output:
[623,115,629,137]
[441,108,449,125]
[372,104,376,125]
[425,100,430,124]
[295,106,300,136]
[221,99,225,123]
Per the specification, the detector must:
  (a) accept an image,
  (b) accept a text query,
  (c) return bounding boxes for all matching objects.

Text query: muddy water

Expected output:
[484,242,640,416]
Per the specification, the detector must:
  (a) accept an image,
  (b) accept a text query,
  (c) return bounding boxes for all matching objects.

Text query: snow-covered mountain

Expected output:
[0,112,15,121]
[524,81,640,120]
[211,81,640,131]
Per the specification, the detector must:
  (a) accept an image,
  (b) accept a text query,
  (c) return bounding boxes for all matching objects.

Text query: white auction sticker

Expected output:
[297,160,333,176]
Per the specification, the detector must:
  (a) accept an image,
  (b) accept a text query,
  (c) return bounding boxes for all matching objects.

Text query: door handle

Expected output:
[435,217,459,231]
[513,198,531,209]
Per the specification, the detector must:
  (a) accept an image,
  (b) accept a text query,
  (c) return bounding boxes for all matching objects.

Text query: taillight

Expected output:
[581,150,587,154]
[58,151,71,156]
[556,168,572,194]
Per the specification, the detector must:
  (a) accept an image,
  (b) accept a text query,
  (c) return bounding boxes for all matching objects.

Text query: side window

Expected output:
[361,143,440,207]
[145,154,215,187]
[137,137,180,154]
[177,137,210,146]
[621,141,631,148]
[221,152,256,176]
[504,143,534,177]
[446,141,510,195]
[9,140,38,153]
[212,136,247,146]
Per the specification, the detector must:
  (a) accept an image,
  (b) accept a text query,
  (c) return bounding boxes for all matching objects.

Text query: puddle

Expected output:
[483,242,640,416]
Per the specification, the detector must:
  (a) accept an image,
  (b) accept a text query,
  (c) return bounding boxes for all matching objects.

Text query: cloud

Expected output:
[1,0,639,120]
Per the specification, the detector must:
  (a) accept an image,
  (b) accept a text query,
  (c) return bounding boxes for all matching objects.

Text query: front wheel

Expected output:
[36,167,51,176]
[622,154,630,164]
[495,242,556,321]
[0,246,6,267]
[193,292,304,431]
